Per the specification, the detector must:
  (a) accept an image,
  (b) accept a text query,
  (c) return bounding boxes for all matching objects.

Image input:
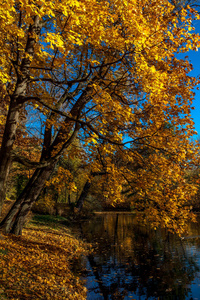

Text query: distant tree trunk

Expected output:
[54,191,59,216]
[68,194,71,206]
[0,164,55,235]
[75,171,106,212]
[76,180,91,212]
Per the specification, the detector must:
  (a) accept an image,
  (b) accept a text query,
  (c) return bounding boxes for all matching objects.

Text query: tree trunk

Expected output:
[0,164,54,235]
[0,118,80,235]
[0,15,42,214]
[76,180,91,212]
[54,191,59,216]
[75,171,107,212]
[0,100,22,214]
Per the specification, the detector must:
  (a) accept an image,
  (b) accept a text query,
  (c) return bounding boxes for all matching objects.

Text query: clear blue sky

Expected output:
[180,18,200,136]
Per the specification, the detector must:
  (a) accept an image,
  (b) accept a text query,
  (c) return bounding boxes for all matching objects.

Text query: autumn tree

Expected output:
[34,140,87,214]
[0,0,199,234]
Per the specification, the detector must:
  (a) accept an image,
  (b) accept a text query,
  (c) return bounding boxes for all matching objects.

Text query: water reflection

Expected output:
[80,213,200,300]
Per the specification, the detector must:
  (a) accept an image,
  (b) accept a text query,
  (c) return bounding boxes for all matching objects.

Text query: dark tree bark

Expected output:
[54,191,59,216]
[0,100,22,214]
[0,16,103,231]
[75,171,106,212]
[0,164,55,235]
[76,180,91,212]
[0,83,84,233]
[0,16,42,214]
[0,121,80,235]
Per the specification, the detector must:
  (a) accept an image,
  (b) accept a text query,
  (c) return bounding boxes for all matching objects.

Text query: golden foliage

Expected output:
[0,222,88,299]
[0,0,200,234]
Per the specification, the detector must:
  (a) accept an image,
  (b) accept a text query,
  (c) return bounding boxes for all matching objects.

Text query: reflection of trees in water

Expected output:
[81,214,199,300]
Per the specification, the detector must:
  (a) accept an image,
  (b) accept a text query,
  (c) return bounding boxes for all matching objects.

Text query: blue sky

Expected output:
[180,18,200,136]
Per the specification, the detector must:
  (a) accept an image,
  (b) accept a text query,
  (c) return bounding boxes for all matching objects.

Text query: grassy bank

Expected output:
[0,214,89,300]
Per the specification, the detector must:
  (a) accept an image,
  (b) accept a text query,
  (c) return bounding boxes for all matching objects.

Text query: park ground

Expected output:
[0,214,90,300]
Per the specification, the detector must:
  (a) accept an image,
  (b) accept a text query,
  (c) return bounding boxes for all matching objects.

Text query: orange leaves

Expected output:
[0,0,199,236]
[46,166,74,192]
[128,148,198,235]
[0,0,199,90]
[0,223,88,299]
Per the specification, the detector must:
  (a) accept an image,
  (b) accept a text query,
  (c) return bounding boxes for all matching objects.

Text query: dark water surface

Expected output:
[79,213,200,300]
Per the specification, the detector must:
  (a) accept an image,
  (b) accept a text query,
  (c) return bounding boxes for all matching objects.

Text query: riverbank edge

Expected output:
[0,214,91,300]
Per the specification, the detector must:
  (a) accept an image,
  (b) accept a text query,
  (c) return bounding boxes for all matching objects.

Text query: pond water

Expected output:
[79,212,200,300]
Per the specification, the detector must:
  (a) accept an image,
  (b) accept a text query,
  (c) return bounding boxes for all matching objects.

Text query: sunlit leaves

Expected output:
[0,223,88,299]
[0,0,200,234]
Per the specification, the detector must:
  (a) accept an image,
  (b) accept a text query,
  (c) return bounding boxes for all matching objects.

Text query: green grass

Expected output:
[30,214,71,227]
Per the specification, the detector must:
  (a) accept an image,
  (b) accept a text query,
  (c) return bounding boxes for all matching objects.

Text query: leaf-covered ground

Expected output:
[0,215,89,299]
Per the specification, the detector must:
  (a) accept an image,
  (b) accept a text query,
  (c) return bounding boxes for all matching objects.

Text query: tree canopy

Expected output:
[0,0,200,235]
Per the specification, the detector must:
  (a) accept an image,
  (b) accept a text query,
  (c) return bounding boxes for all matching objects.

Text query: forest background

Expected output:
[0,0,200,236]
